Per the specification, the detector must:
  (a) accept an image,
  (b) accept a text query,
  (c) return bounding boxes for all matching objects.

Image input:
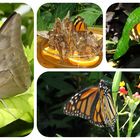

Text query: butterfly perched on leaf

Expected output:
[64,80,117,131]
[130,23,140,42]
[0,12,31,98]
[73,16,87,32]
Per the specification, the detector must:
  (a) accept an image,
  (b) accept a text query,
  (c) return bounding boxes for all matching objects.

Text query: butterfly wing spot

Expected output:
[71,112,74,116]
[75,93,79,96]
[70,100,74,105]
[64,106,66,110]
[74,96,78,100]
[81,114,85,118]
[75,99,78,103]
[84,115,90,120]
[71,96,74,99]
[72,106,75,111]
[75,113,79,116]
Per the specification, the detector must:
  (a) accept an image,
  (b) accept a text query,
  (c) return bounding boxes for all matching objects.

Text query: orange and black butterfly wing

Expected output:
[130,23,140,42]
[89,89,105,127]
[99,89,116,131]
[64,80,117,131]
[73,16,87,32]
[63,86,104,125]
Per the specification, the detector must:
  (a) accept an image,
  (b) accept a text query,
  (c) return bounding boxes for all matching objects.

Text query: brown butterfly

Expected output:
[0,12,31,98]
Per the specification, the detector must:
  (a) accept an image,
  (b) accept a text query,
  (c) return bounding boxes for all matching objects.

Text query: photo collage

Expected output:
[0,1,140,138]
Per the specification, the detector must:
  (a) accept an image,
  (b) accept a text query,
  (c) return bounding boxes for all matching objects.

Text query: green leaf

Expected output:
[46,78,74,91]
[126,83,133,97]
[8,126,33,136]
[0,4,19,13]
[23,41,34,76]
[37,10,53,30]
[0,20,3,26]
[0,82,34,128]
[20,112,34,123]
[114,7,140,60]
[23,41,34,62]
[77,10,102,27]
[112,71,122,105]
[55,3,75,19]
[87,72,103,83]
[77,5,102,27]
[0,119,33,136]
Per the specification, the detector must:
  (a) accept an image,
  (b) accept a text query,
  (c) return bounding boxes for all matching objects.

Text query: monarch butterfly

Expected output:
[63,80,117,131]
[73,16,87,32]
[130,23,140,42]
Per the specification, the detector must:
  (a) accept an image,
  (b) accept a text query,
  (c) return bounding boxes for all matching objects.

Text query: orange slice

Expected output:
[68,56,100,67]
[41,47,60,61]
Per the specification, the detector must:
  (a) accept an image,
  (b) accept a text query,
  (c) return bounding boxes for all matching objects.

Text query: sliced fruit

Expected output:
[41,47,60,61]
[68,56,100,67]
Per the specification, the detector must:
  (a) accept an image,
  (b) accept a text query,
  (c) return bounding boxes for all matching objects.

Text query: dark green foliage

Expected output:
[0,120,33,137]
[21,11,34,47]
[114,7,140,60]
[0,4,20,15]
[37,3,102,31]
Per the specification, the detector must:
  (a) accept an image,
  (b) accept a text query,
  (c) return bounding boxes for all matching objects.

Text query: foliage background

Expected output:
[37,72,140,137]
[37,3,102,31]
[0,3,34,136]
[106,3,140,68]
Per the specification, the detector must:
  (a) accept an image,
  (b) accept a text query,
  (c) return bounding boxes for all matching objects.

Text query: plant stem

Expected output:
[133,117,140,129]
[116,107,120,137]
[118,111,129,116]
[120,117,130,130]
[119,103,128,114]
[127,112,133,137]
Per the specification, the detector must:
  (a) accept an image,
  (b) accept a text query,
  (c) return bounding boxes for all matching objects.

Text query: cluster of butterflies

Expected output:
[63,79,117,132]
